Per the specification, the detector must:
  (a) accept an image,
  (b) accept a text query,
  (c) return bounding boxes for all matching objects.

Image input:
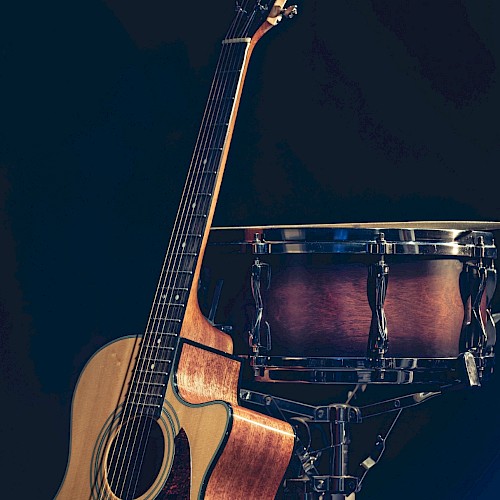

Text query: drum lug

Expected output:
[249,258,272,360]
[367,252,390,360]
[473,235,486,259]
[485,265,498,348]
[459,256,497,356]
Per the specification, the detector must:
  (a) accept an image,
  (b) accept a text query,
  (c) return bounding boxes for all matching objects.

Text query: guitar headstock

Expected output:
[227,0,298,45]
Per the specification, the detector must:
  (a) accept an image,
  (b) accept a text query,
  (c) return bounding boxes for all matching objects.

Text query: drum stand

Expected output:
[240,352,485,499]
[240,388,439,498]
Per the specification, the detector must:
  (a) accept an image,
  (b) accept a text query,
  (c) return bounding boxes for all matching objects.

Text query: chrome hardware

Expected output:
[249,258,272,359]
[367,232,394,255]
[355,409,402,490]
[485,266,498,348]
[256,0,268,12]
[474,234,486,258]
[208,225,498,258]
[240,391,360,496]
[240,387,440,496]
[268,3,298,23]
[209,224,500,259]
[252,232,270,254]
[459,351,480,387]
[472,262,488,352]
[234,1,247,14]
[281,5,298,18]
[248,353,495,385]
[460,258,497,356]
[367,255,389,359]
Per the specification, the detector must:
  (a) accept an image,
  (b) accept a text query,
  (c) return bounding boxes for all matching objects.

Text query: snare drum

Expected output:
[199,223,498,384]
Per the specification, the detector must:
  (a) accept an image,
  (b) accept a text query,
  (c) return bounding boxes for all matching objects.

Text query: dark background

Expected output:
[1,1,500,498]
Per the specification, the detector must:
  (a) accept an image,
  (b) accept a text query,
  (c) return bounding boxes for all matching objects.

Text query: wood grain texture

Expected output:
[200,253,468,358]
[175,342,294,500]
[177,35,257,357]
[55,9,297,498]
[267,258,465,357]
[204,405,295,500]
[163,375,232,500]
[181,291,233,354]
[56,333,294,499]
[266,263,371,356]
[384,260,464,357]
[55,336,171,500]
[159,429,190,498]
[176,341,240,406]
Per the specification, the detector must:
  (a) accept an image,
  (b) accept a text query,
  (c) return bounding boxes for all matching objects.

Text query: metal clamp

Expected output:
[252,232,270,254]
[366,232,394,255]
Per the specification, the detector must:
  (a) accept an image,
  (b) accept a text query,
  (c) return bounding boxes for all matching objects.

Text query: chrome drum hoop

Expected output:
[208,225,498,258]
[247,353,495,385]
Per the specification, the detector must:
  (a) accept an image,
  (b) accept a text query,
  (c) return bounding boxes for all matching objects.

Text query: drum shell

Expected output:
[200,252,477,358]
[199,225,496,360]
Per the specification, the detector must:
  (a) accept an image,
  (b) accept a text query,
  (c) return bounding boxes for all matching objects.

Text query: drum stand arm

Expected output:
[239,388,441,497]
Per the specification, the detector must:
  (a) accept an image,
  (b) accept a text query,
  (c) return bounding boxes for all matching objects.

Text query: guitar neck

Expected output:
[128,1,297,418]
[153,1,297,311]
[148,39,252,341]
[157,39,252,310]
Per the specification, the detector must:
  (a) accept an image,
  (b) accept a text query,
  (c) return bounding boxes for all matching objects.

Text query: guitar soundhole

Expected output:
[107,416,164,500]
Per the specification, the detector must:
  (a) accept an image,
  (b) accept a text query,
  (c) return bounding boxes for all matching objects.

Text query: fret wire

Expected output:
[160,46,243,300]
[131,381,165,387]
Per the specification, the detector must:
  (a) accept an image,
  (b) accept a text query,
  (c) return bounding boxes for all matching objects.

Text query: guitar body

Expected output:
[56,300,294,500]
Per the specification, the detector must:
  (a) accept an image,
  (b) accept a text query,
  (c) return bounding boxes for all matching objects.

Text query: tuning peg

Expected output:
[268,2,298,25]
[235,1,247,14]
[281,5,298,19]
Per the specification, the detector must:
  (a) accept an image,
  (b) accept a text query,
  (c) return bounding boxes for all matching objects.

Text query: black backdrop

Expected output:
[1,1,500,498]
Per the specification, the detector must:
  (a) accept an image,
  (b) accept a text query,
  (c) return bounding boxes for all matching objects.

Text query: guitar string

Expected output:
[102,35,239,499]
[129,12,258,496]
[101,3,256,498]
[128,41,241,497]
[126,36,247,498]
[117,2,259,496]
[100,27,239,500]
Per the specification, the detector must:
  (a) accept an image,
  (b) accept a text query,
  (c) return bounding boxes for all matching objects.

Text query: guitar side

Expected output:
[56,310,294,499]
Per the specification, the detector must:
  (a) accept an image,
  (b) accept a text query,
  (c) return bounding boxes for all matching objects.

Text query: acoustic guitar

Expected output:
[55,2,297,499]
